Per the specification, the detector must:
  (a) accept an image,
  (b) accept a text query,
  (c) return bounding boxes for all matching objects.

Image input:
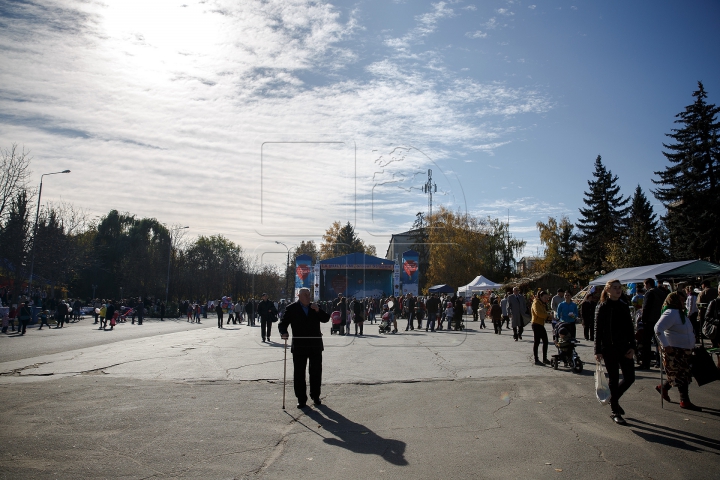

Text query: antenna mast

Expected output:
[421,169,437,220]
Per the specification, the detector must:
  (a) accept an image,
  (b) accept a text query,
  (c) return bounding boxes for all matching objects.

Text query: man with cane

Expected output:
[279,288,330,409]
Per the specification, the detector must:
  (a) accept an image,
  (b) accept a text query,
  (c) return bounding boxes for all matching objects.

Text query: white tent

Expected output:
[457,275,501,295]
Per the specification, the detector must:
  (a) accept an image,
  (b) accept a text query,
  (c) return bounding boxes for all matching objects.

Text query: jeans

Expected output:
[583,321,594,340]
[602,350,636,412]
[532,323,548,360]
[406,311,415,330]
[426,313,437,331]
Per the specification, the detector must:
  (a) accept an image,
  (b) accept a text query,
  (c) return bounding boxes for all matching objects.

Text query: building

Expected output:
[385,229,422,262]
[517,256,542,275]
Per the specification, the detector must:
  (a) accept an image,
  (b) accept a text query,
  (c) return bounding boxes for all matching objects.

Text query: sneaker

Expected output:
[297,402,307,409]
[680,401,702,411]
[655,385,671,402]
[534,359,543,365]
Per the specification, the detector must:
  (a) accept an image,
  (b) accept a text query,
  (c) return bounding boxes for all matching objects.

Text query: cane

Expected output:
[282,337,288,410]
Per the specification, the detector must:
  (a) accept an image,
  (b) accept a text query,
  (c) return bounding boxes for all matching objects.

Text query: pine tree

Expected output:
[576,156,630,274]
[625,185,666,266]
[653,82,720,261]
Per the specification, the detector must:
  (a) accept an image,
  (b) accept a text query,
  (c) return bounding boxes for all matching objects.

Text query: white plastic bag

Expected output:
[595,362,610,405]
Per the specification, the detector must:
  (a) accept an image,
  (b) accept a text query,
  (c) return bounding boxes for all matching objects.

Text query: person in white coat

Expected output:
[654,292,701,411]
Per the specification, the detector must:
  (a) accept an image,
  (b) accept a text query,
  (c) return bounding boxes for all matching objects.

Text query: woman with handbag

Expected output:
[654,292,702,411]
[594,279,636,425]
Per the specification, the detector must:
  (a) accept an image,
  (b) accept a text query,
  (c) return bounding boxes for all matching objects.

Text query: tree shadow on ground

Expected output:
[303,405,408,466]
[627,418,720,454]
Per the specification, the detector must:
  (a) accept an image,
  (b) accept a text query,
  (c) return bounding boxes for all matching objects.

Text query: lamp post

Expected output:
[166,226,189,305]
[28,170,71,295]
[92,284,97,300]
[275,241,291,301]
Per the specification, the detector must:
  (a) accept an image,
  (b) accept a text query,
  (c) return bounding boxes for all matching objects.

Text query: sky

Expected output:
[1,0,719,273]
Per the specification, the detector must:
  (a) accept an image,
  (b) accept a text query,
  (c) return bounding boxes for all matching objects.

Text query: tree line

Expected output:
[2,83,716,301]
[535,82,720,282]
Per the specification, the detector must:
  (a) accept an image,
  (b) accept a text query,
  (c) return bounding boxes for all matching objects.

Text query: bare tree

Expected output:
[0,144,32,222]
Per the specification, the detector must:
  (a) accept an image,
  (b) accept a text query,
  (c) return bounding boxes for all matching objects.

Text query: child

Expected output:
[441,302,453,331]
[38,309,51,330]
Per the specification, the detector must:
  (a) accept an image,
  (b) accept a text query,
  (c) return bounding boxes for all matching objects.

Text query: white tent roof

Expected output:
[458,275,501,293]
[588,260,695,286]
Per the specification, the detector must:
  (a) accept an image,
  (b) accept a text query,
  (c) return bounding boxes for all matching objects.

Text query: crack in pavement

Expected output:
[569,425,654,479]
[0,362,51,376]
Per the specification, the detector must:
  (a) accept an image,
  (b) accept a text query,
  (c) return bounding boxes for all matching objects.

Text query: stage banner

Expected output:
[401,250,419,296]
[313,264,321,301]
[295,254,312,301]
[393,263,401,297]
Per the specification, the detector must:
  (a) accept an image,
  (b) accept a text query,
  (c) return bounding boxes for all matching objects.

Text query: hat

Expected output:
[262,293,268,296]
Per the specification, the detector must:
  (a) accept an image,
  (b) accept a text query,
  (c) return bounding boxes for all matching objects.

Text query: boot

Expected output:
[655,384,671,402]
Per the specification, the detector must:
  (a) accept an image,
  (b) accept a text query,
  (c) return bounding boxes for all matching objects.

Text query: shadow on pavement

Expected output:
[627,418,720,453]
[304,405,408,466]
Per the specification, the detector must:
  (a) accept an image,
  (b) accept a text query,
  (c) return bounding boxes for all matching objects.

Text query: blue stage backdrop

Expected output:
[318,253,395,300]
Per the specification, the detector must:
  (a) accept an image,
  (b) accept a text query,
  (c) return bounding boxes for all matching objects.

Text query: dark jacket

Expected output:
[594,298,635,355]
[641,287,665,327]
[580,300,597,326]
[257,299,278,321]
[426,296,441,313]
[471,297,480,310]
[278,301,330,352]
[106,303,115,320]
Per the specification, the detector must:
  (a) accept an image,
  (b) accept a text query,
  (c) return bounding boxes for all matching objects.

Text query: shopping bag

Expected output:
[595,362,610,405]
[691,347,719,387]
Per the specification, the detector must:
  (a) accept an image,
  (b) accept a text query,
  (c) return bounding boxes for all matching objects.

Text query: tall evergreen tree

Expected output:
[576,155,630,274]
[653,82,720,261]
[626,185,666,265]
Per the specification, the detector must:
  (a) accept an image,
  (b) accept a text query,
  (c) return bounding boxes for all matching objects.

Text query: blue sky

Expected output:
[1,0,719,272]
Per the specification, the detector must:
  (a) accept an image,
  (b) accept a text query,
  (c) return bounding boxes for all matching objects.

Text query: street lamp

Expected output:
[275,241,291,301]
[28,170,71,296]
[166,226,189,305]
[92,284,97,300]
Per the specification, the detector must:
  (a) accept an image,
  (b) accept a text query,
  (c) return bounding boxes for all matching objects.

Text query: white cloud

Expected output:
[496,8,514,16]
[462,5,477,10]
[484,17,499,29]
[384,1,454,50]
[529,5,536,9]
[0,0,552,260]
[466,30,488,39]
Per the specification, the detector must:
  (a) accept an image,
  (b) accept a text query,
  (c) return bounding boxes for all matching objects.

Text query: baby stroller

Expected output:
[330,310,345,335]
[379,311,393,334]
[550,323,583,373]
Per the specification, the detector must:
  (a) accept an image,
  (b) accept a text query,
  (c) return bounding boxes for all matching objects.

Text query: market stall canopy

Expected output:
[655,260,720,281]
[428,284,455,294]
[589,260,720,286]
[458,275,501,294]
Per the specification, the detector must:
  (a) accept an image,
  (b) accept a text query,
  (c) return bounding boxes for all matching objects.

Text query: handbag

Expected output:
[595,362,611,405]
[691,346,719,386]
[702,318,718,341]
[521,312,532,326]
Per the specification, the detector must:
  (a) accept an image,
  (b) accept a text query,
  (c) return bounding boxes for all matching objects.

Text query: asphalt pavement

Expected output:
[1,315,719,479]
